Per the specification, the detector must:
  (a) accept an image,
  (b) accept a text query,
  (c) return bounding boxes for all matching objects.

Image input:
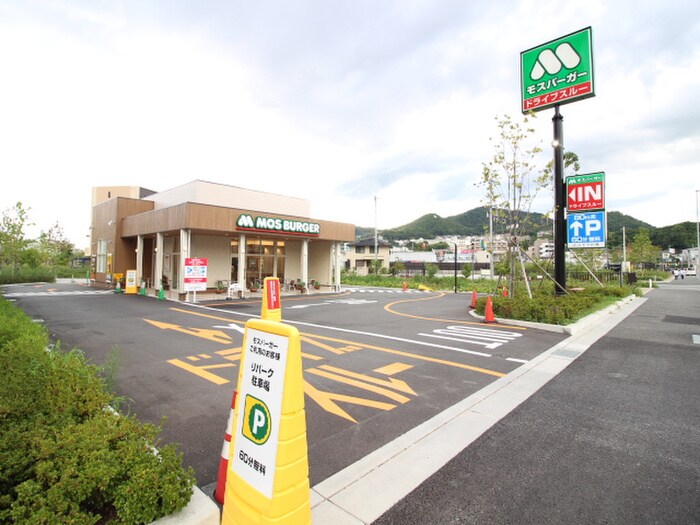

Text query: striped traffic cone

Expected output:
[214,390,238,504]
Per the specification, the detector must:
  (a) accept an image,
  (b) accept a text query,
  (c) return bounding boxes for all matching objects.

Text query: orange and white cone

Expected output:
[214,390,237,504]
[483,296,496,323]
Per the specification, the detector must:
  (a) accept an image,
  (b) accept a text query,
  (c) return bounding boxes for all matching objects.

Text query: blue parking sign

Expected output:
[567,211,606,248]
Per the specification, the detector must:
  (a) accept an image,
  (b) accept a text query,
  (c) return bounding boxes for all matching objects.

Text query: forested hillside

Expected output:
[356,207,696,251]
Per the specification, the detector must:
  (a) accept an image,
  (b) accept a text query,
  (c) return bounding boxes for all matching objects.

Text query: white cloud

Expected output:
[1,0,699,247]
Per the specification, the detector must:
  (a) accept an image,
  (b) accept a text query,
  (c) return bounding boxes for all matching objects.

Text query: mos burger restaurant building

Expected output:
[90,180,355,297]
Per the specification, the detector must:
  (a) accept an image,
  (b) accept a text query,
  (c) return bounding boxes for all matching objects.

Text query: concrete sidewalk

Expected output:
[364,278,700,524]
[310,294,643,523]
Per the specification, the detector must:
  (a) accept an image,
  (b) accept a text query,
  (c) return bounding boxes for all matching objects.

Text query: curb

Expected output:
[468,294,640,335]
[311,295,647,524]
[149,486,220,525]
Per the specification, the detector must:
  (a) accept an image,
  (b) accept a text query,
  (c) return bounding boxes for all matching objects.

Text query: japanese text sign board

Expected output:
[520,27,594,113]
[184,257,207,292]
[231,325,289,499]
[567,172,605,211]
[567,210,606,248]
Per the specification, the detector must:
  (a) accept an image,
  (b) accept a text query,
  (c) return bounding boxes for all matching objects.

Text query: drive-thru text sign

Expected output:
[567,172,605,212]
[567,211,606,248]
[521,27,594,113]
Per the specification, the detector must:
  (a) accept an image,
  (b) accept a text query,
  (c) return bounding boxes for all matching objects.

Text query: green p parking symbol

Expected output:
[242,394,271,445]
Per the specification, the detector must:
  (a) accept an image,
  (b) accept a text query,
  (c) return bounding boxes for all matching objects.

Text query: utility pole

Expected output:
[374,195,378,274]
[696,189,699,276]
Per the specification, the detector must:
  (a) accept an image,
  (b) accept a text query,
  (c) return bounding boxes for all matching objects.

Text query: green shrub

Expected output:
[0,267,56,284]
[0,299,195,524]
[476,284,637,325]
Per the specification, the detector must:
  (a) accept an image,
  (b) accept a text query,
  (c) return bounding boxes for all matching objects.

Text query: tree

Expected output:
[628,228,659,270]
[0,202,33,271]
[479,114,548,296]
[425,263,439,279]
[38,222,74,268]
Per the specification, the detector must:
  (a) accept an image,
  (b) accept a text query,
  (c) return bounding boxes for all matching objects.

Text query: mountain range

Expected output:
[357,207,698,251]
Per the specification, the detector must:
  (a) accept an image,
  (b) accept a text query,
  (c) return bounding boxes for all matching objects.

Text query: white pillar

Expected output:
[238,234,246,297]
[180,229,191,292]
[301,239,309,289]
[155,232,164,291]
[334,242,342,291]
[136,235,144,286]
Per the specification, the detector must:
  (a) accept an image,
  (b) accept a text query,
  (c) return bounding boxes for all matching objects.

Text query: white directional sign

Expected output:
[567,211,606,248]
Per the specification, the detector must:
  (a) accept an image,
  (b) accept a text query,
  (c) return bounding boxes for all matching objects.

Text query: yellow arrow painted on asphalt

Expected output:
[144,319,232,344]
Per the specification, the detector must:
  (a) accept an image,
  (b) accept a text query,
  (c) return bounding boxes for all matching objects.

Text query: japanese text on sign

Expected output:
[231,327,289,498]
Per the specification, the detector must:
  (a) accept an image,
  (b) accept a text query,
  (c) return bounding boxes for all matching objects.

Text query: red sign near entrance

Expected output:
[566,172,605,212]
[266,278,280,310]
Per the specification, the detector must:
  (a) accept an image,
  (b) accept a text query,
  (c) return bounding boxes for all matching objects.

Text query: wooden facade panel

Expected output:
[121,201,355,243]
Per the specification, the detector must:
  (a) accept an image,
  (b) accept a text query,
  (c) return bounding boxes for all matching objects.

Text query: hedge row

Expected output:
[476,284,637,325]
[0,298,196,524]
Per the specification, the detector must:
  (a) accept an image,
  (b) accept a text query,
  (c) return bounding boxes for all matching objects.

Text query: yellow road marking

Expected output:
[301,352,324,361]
[307,368,411,403]
[166,305,507,380]
[384,293,527,331]
[144,319,232,344]
[216,347,242,356]
[304,332,505,378]
[167,358,233,385]
[171,307,247,324]
[318,364,416,396]
[303,381,396,423]
[301,335,345,355]
[374,362,414,376]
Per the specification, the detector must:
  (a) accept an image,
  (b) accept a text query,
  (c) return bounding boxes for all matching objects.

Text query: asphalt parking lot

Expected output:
[2,282,566,488]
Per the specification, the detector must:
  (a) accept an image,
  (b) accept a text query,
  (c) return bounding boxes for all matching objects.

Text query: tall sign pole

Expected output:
[553,107,566,294]
[521,27,595,296]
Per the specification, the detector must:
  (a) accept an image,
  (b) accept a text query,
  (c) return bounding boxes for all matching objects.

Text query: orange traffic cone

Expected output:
[470,290,478,309]
[483,296,496,323]
[214,390,238,504]
[402,281,407,291]
[502,286,508,298]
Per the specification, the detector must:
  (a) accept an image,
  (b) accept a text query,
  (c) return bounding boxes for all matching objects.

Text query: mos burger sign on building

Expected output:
[236,214,321,236]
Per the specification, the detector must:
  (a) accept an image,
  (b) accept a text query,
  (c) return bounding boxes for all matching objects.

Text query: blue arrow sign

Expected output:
[567,211,606,248]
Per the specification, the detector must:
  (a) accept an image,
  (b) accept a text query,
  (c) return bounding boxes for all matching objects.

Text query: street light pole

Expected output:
[696,189,699,277]
[454,242,458,293]
[374,195,378,274]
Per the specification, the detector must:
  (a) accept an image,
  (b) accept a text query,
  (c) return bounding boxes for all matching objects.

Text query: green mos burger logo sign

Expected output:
[236,214,321,236]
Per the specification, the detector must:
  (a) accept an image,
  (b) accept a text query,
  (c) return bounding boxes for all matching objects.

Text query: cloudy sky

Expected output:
[1,0,699,248]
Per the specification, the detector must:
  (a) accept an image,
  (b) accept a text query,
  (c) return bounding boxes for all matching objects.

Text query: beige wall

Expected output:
[191,234,231,288]
[308,241,332,284]
[284,241,303,283]
[146,180,311,218]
